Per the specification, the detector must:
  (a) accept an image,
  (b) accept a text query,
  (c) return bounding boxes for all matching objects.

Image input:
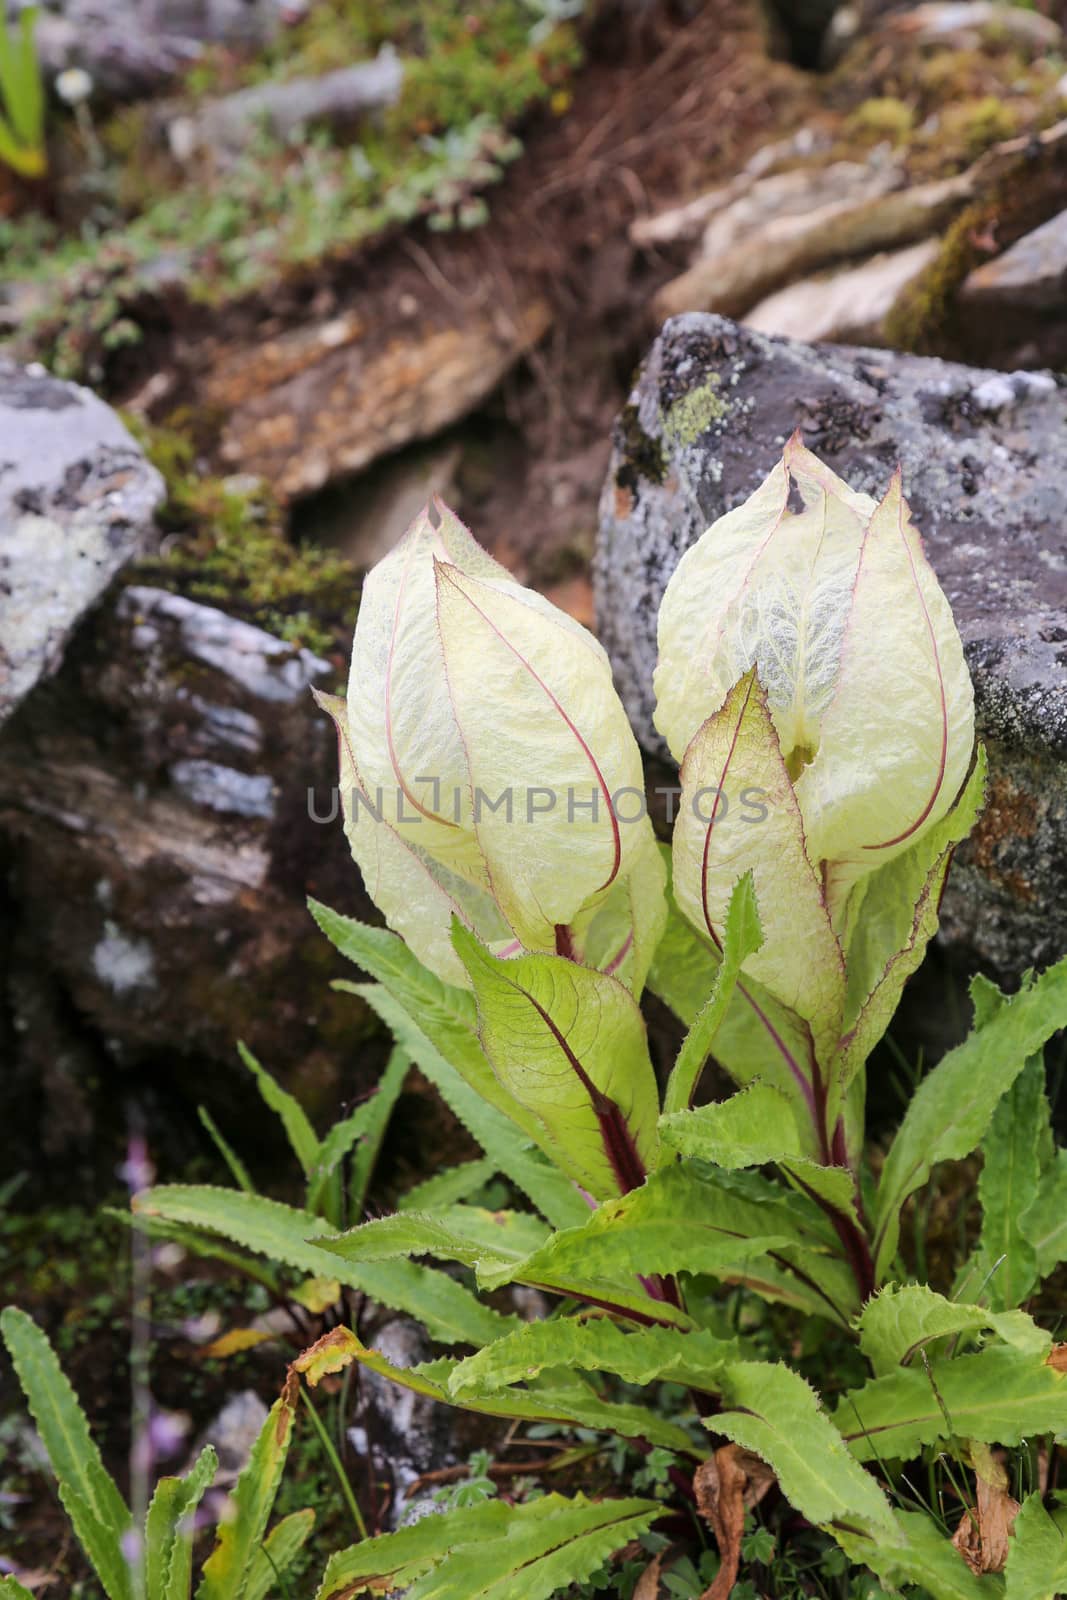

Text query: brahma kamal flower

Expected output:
[318,499,664,992]
[657,436,975,1061]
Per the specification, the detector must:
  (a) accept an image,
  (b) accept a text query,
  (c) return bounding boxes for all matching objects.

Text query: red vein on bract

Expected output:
[484,951,647,1196]
[384,539,459,828]
[602,930,634,978]
[699,674,756,944]
[437,564,622,893]
[864,479,948,851]
[523,987,647,1196]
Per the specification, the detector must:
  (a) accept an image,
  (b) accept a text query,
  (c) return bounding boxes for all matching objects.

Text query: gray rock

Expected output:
[0,583,372,1185]
[0,362,164,727]
[351,1318,457,1529]
[595,314,1067,979]
[960,209,1067,312]
[193,1389,269,1483]
[169,50,405,162]
[20,0,292,97]
[743,239,940,347]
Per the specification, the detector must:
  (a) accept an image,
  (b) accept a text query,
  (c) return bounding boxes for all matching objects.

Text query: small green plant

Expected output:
[131,455,1067,1595]
[7,445,1067,1596]
[0,5,45,179]
[0,1308,311,1600]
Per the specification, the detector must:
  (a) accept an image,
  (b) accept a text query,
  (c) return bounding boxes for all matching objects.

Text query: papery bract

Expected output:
[655,436,975,917]
[328,499,665,987]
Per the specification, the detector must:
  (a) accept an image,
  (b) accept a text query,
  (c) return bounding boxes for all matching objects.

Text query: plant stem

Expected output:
[301,1383,368,1540]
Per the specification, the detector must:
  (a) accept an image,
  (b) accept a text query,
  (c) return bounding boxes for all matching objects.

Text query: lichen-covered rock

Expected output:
[595,314,1067,979]
[0,361,164,726]
[0,584,377,1186]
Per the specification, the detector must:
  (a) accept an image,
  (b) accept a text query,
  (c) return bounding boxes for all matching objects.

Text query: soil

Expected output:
[98,1,810,581]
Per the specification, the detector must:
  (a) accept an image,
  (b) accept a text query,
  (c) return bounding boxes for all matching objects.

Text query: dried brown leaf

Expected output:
[694,1444,774,1600]
[1046,1343,1067,1373]
[632,1551,664,1600]
[951,1474,1020,1574]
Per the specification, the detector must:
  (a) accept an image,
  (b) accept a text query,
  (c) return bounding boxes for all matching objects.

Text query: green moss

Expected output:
[127,418,359,657]
[882,196,999,355]
[843,96,916,144]
[939,95,1020,161]
[616,403,666,487]
[10,0,584,381]
[663,379,729,449]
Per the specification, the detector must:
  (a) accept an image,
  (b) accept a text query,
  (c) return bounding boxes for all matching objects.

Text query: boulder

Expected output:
[595,314,1067,980]
[960,208,1067,312]
[0,361,164,726]
[24,0,291,98]
[166,51,404,163]
[200,299,552,502]
[0,583,377,1188]
[744,239,940,346]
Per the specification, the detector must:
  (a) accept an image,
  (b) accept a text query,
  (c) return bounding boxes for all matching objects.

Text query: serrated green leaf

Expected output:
[196,1385,296,1600]
[399,1158,497,1211]
[315,1495,656,1600]
[969,1054,1052,1310]
[344,981,586,1232]
[406,1493,660,1600]
[0,1307,133,1599]
[307,1328,697,1453]
[1004,1492,1067,1600]
[311,900,533,1136]
[308,1049,409,1224]
[321,1205,549,1275]
[658,1083,860,1222]
[453,921,660,1199]
[106,1209,280,1294]
[159,1452,220,1600]
[837,1345,1067,1462]
[855,1284,1051,1377]
[315,1501,517,1598]
[146,1445,217,1600]
[836,751,986,1103]
[662,872,762,1115]
[57,1483,133,1600]
[345,1045,410,1219]
[237,1041,320,1182]
[449,1317,741,1397]
[477,1162,856,1328]
[244,1509,316,1600]
[1026,1150,1067,1283]
[0,1578,36,1600]
[872,957,1067,1280]
[134,1186,515,1347]
[710,1361,894,1536]
[661,1082,801,1167]
[835,1508,990,1600]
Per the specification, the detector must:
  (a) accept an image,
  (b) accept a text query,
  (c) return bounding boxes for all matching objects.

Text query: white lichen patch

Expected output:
[92,920,157,994]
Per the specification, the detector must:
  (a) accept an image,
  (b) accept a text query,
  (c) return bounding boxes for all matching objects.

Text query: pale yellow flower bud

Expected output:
[329,500,664,986]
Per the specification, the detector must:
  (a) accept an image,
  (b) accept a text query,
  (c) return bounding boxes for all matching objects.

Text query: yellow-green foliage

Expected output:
[843,97,916,145]
[882,197,998,355]
[939,95,1020,161]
